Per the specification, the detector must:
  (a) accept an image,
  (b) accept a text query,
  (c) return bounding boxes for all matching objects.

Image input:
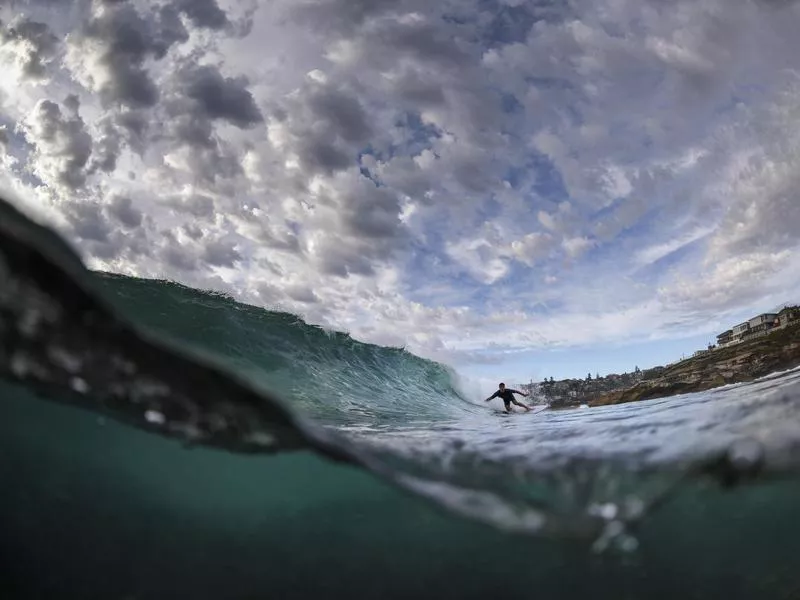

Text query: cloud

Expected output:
[180,65,262,128]
[21,96,93,192]
[634,226,715,267]
[266,75,373,175]
[511,232,554,267]
[562,236,595,259]
[63,1,192,108]
[107,194,142,228]
[0,17,60,82]
[175,0,230,30]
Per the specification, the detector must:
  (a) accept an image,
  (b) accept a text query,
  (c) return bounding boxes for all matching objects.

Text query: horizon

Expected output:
[2,0,800,386]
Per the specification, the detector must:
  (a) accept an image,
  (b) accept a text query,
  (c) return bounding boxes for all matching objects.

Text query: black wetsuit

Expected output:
[489,388,523,410]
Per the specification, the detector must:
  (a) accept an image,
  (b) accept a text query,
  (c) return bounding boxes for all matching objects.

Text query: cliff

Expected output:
[590,323,800,407]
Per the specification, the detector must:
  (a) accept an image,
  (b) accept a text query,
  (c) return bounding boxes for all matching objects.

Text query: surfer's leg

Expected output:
[512,398,530,411]
[503,400,512,413]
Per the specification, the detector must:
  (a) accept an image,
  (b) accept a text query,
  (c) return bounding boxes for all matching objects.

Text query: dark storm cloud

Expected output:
[297,138,352,174]
[107,194,142,228]
[306,86,371,143]
[23,97,93,191]
[181,65,263,128]
[74,3,189,107]
[65,201,112,243]
[339,182,403,239]
[290,0,403,35]
[304,173,410,278]
[139,62,262,183]
[365,15,473,69]
[89,119,122,174]
[110,109,149,154]
[159,88,246,182]
[167,103,216,147]
[159,231,199,271]
[314,238,378,277]
[182,223,204,240]
[175,0,229,30]
[58,196,154,262]
[270,82,373,175]
[391,69,446,108]
[0,17,60,79]
[202,238,242,267]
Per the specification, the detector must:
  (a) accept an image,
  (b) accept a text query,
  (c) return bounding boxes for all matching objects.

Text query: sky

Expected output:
[1,0,800,384]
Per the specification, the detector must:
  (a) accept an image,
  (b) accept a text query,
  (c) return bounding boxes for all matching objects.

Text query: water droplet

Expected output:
[10,353,29,377]
[48,346,82,373]
[592,519,627,554]
[70,377,89,393]
[624,496,645,520]
[728,438,763,473]
[588,502,618,520]
[112,355,137,375]
[208,414,228,432]
[246,431,276,446]
[18,310,41,337]
[620,535,639,553]
[144,410,166,425]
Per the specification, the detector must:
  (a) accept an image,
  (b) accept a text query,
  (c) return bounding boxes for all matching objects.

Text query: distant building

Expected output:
[713,306,798,351]
[716,329,733,346]
[742,313,779,340]
[731,321,751,343]
[777,306,800,328]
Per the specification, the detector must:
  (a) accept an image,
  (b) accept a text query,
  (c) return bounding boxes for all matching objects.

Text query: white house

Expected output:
[716,329,733,347]
[743,313,779,340]
[731,321,751,343]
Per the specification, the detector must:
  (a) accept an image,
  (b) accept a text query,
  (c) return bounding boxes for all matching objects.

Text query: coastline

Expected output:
[589,322,800,407]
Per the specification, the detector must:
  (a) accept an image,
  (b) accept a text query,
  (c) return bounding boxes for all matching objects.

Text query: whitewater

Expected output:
[3,195,800,600]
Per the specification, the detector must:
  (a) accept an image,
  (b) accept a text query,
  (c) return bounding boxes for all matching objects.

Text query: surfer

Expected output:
[484,383,531,413]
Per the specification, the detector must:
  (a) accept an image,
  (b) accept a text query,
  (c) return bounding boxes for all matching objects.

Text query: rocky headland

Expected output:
[589,321,800,407]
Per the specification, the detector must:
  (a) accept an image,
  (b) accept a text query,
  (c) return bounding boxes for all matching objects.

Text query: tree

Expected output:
[587,372,592,381]
[550,376,554,383]
[596,372,600,380]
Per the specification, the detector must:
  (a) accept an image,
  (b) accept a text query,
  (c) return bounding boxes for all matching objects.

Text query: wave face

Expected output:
[3,195,800,567]
[92,272,476,429]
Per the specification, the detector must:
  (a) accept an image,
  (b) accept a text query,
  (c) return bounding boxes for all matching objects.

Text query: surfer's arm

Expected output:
[484,391,499,402]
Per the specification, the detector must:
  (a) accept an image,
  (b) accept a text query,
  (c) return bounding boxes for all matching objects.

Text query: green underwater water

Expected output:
[3,381,800,600]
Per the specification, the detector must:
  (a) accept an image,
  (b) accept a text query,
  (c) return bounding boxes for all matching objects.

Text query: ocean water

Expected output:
[3,195,800,600]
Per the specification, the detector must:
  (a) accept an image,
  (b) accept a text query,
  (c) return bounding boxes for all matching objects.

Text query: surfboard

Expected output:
[493,406,548,416]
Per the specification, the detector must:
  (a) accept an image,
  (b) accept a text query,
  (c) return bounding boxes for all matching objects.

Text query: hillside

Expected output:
[590,322,800,407]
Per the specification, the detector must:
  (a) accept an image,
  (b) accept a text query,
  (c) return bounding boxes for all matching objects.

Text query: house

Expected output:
[714,305,798,349]
[777,306,800,328]
[731,321,751,343]
[743,313,779,340]
[716,329,733,346]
